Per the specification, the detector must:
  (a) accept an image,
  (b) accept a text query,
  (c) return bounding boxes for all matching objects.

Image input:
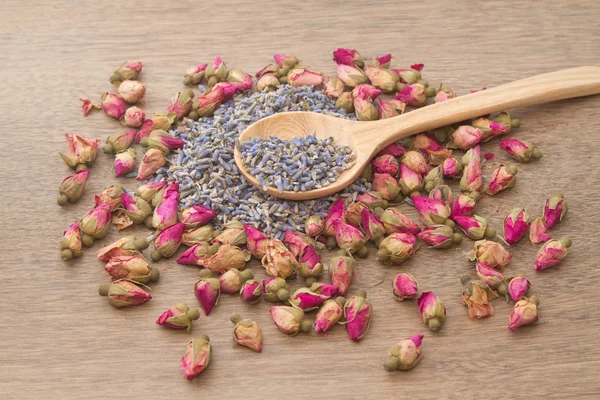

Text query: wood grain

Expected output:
[1,0,600,399]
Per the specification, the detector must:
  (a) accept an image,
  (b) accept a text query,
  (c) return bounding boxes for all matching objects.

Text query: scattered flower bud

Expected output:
[429,184,453,207]
[167,89,195,119]
[231,313,263,352]
[103,130,136,154]
[146,130,184,154]
[211,81,238,101]
[376,98,401,119]
[529,217,551,244]
[244,224,270,259]
[136,148,166,180]
[423,166,444,193]
[398,164,424,196]
[113,148,136,177]
[193,86,225,118]
[402,150,429,175]
[121,193,152,224]
[204,56,227,83]
[219,268,254,294]
[333,48,364,68]
[462,145,482,165]
[271,306,312,335]
[499,138,542,162]
[467,240,512,268]
[240,280,262,304]
[290,287,329,311]
[223,70,251,92]
[375,208,420,236]
[195,270,220,315]
[274,53,299,69]
[460,158,483,197]
[180,334,212,380]
[256,72,280,91]
[177,242,218,266]
[136,112,176,143]
[183,63,208,86]
[96,236,148,262]
[205,244,250,274]
[417,225,462,249]
[413,134,452,165]
[373,173,401,200]
[337,64,368,87]
[450,194,477,218]
[352,84,382,100]
[471,116,509,141]
[392,68,421,85]
[365,66,399,93]
[324,198,346,237]
[151,222,185,260]
[80,98,101,116]
[356,191,389,209]
[101,92,126,119]
[442,157,463,179]
[509,296,539,332]
[305,215,324,238]
[212,226,246,247]
[98,279,151,308]
[297,244,323,286]
[354,96,379,121]
[110,61,142,84]
[60,134,100,170]
[377,233,417,266]
[334,221,367,254]
[262,277,290,303]
[372,53,392,68]
[453,215,496,240]
[344,290,372,342]
[157,302,200,332]
[395,83,427,107]
[261,239,299,279]
[507,277,531,302]
[288,68,323,88]
[335,91,354,113]
[118,80,146,104]
[475,262,507,295]
[543,192,567,229]
[417,292,446,331]
[434,85,455,103]
[60,222,83,260]
[57,170,89,205]
[105,254,158,284]
[314,297,345,333]
[384,335,424,372]
[393,273,418,301]
[461,279,495,319]
[324,76,344,98]
[412,196,453,227]
[135,182,166,205]
[486,164,518,195]
[79,202,111,246]
[255,63,279,79]
[330,254,355,296]
[361,208,385,246]
[182,225,215,247]
[180,205,216,230]
[372,154,400,176]
[283,230,316,259]
[378,142,407,158]
[503,208,531,245]
[535,237,571,271]
[449,126,483,150]
[490,111,520,133]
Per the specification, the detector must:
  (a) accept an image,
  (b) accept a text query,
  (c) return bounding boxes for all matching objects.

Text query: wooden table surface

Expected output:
[2,0,600,398]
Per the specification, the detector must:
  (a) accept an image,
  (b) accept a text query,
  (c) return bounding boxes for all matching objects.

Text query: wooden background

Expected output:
[1,0,600,398]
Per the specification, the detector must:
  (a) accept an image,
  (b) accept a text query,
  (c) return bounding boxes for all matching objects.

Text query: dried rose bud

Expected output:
[105,254,158,284]
[95,236,147,262]
[103,130,136,155]
[509,296,539,332]
[180,334,212,380]
[314,297,345,333]
[461,279,495,320]
[262,277,290,303]
[377,233,417,266]
[183,63,208,86]
[398,164,424,197]
[507,277,531,302]
[333,48,364,68]
[182,226,215,247]
[227,69,253,92]
[392,67,421,85]
[240,280,262,304]
[361,208,385,246]
[412,196,453,227]
[442,157,463,179]
[211,81,238,102]
[98,279,151,308]
[335,91,354,113]
[330,253,355,296]
[417,225,462,249]
[230,313,263,352]
[535,237,571,271]
[204,56,227,84]
[273,53,299,69]
[219,268,254,294]
[136,112,176,143]
[449,126,483,150]
[324,198,346,237]
[79,202,111,246]
[417,291,446,331]
[205,244,250,274]
[385,335,425,374]
[471,116,509,141]
[110,61,142,84]
[101,92,126,119]
[423,166,444,193]
[395,83,427,107]
[372,154,400,176]
[80,98,101,116]
[57,170,89,206]
[354,96,379,121]
[195,270,220,316]
[344,290,372,342]
[271,306,312,335]
[503,208,530,245]
[290,288,329,311]
[213,227,247,247]
[460,159,483,198]
[288,68,323,88]
[151,222,185,261]
[193,86,224,118]
[490,111,520,133]
[376,98,400,119]
[298,244,323,285]
[94,184,124,212]
[365,66,399,93]
[352,83,382,101]
[60,222,83,261]
[60,134,100,170]
[157,302,200,332]
[324,76,344,98]
[453,215,496,240]
[486,164,518,195]
[413,134,452,165]
[120,106,145,128]
[450,194,477,218]
[543,192,567,229]
[337,64,368,87]
[378,142,407,158]
[117,80,146,105]
[529,217,551,244]
[334,221,367,254]
[499,138,542,162]
[462,145,482,164]
[370,53,391,68]
[113,148,136,177]
[356,191,389,209]
[283,230,316,259]
[120,193,152,224]
[180,205,216,230]
[166,89,195,119]
[373,173,401,201]
[375,208,420,236]
[244,224,270,259]
[255,63,279,79]
[136,148,166,181]
[434,85,455,103]
[429,185,453,207]
[393,273,418,301]
[135,182,165,205]
[146,130,184,154]
[262,239,299,279]
[177,242,218,266]
[402,150,428,175]
[305,215,324,238]
[475,262,507,295]
[467,239,512,268]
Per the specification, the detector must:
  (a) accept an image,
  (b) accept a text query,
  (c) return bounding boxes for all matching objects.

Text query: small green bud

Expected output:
[82,234,94,247]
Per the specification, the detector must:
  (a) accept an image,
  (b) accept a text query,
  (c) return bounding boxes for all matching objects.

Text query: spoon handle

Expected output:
[353,66,600,150]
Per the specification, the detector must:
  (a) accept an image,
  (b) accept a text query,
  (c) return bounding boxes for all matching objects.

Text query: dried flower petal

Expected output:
[261,239,299,279]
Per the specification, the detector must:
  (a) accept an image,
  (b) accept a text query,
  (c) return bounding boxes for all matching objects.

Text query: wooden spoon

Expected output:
[234,66,600,200]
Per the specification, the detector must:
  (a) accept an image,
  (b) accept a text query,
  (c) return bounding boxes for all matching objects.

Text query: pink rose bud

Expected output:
[460,159,483,198]
[194,270,220,315]
[472,116,509,141]
[434,86,455,103]
[314,297,345,333]
[334,221,367,254]
[356,191,389,209]
[376,98,401,119]
[212,227,246,247]
[240,280,262,304]
[393,273,418,301]
[183,63,208,86]
[180,205,216,230]
[344,290,372,342]
[330,254,355,296]
[103,129,136,154]
[290,288,329,311]
[151,222,185,260]
[230,314,263,352]
[136,181,166,203]
[373,173,401,201]
[450,125,483,150]
[79,202,111,246]
[157,303,200,332]
[485,164,518,195]
[110,61,143,84]
[79,98,101,116]
[429,184,453,207]
[395,83,427,107]
[376,233,418,266]
[98,279,152,308]
[96,236,148,261]
[219,268,254,294]
[182,225,215,247]
[352,84,382,101]
[361,208,386,245]
[354,96,379,121]
[402,150,429,175]
[274,53,300,68]
[333,47,364,68]
[193,86,224,118]
[304,215,324,238]
[243,224,270,259]
[324,198,346,237]
[152,188,179,230]
[453,215,496,240]
[450,194,477,218]
[324,76,345,98]
[398,164,424,197]
[374,53,392,68]
[442,157,463,179]
[462,144,482,164]
[365,66,399,93]
[146,130,184,154]
[167,90,195,119]
[105,254,159,284]
[270,306,312,335]
[180,335,212,380]
[288,68,324,88]
[535,237,571,271]
[543,192,567,229]
[101,92,126,119]
[263,277,290,303]
[423,166,444,193]
[60,134,100,170]
[204,56,227,83]
[307,282,338,298]
[283,230,315,259]
[114,148,136,177]
[136,112,176,144]
[509,296,539,332]
[507,277,531,302]
[335,91,354,113]
[121,193,152,224]
[392,67,422,84]
[337,64,368,87]
[499,138,542,162]
[372,154,400,176]
[118,80,146,104]
[503,208,530,245]
[298,244,323,285]
[417,291,446,331]
[211,82,238,102]
[94,184,124,212]
[262,239,299,279]
[413,134,452,165]
[467,239,512,268]
[384,334,424,371]
[378,142,407,158]
[204,244,250,274]
[136,148,166,180]
[256,72,280,91]
[255,63,278,79]
[227,69,253,91]
[177,242,218,266]
[60,222,83,261]
[529,217,551,244]
[375,208,421,236]
[417,225,462,249]
[412,195,453,226]
[476,262,507,295]
[461,279,496,320]
[57,170,90,205]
